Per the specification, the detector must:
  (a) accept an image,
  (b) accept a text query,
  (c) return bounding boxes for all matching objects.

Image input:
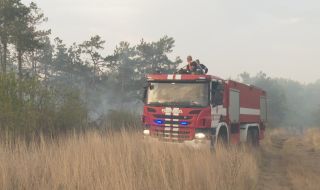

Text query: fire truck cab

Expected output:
[142,74,267,147]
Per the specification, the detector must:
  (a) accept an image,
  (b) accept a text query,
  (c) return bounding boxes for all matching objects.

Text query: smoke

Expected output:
[239,72,320,128]
[86,87,143,122]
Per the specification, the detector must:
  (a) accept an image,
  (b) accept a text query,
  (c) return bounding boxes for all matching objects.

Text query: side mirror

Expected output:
[142,86,148,103]
[211,82,224,106]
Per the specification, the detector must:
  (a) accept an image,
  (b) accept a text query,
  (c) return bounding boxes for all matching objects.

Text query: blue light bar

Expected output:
[154,119,165,125]
[180,121,189,126]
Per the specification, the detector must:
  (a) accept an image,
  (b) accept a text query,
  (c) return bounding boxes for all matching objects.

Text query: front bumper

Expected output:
[143,128,214,149]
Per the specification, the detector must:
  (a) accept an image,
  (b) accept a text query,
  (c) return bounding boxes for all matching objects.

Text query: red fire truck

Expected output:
[142,74,267,147]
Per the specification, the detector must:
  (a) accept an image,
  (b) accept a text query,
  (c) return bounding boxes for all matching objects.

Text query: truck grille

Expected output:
[153,127,193,141]
[153,114,192,120]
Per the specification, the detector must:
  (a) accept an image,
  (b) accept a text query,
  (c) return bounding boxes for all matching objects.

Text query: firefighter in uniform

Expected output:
[176,55,208,74]
[186,55,193,71]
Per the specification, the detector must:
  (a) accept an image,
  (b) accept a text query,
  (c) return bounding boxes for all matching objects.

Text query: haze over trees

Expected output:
[239,72,320,127]
[0,0,182,135]
[0,0,319,136]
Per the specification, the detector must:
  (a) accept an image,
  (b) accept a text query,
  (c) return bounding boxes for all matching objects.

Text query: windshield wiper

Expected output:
[148,102,164,106]
[148,101,205,108]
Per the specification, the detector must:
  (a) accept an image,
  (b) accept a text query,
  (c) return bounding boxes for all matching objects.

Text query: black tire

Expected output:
[211,127,228,152]
[247,129,259,147]
[216,131,228,147]
[247,129,253,145]
[252,129,260,147]
[210,134,216,152]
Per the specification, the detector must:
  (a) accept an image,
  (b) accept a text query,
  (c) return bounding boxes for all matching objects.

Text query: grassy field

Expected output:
[0,131,258,190]
[0,128,319,190]
[257,128,320,190]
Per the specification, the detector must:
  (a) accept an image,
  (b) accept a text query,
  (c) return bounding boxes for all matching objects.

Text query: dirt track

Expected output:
[257,129,320,190]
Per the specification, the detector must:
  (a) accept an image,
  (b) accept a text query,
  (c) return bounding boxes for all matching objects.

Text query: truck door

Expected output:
[229,89,240,123]
[260,96,267,122]
[229,89,240,144]
[211,81,224,127]
[211,81,224,106]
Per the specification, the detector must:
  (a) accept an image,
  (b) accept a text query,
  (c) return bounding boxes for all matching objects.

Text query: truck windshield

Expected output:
[147,82,209,107]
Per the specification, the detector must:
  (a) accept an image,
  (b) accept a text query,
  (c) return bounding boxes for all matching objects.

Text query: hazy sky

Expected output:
[22,0,320,83]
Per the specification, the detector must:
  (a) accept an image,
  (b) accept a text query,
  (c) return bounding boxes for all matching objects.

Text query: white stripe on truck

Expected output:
[240,108,260,115]
[175,74,182,80]
[167,75,174,80]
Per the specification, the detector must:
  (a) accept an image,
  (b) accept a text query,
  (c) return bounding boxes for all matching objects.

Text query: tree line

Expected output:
[0,0,182,136]
[0,0,319,137]
[239,72,320,128]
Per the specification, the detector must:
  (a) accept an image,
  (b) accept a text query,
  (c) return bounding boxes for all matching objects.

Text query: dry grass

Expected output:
[284,128,320,190]
[258,127,320,190]
[303,128,320,150]
[0,131,258,190]
[2,127,320,190]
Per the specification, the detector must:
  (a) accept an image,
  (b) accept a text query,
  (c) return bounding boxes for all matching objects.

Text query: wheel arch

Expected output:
[240,123,260,143]
[215,122,229,143]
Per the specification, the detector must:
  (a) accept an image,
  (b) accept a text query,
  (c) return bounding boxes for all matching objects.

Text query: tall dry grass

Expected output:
[259,127,320,190]
[0,131,258,190]
[285,128,320,190]
[303,128,320,150]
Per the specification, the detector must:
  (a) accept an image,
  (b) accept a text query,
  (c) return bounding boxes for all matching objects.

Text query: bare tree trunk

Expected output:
[18,50,23,79]
[93,63,96,89]
[2,42,8,74]
[32,51,37,74]
[0,43,2,71]
[44,56,49,84]
[17,50,23,100]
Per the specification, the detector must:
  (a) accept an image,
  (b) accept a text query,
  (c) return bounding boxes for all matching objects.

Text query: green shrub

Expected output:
[0,73,88,137]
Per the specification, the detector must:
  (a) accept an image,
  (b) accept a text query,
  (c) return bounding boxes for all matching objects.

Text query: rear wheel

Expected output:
[247,128,259,147]
[252,129,260,146]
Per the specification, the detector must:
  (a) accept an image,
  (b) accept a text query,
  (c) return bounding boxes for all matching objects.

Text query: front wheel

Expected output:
[217,132,228,146]
[211,132,228,151]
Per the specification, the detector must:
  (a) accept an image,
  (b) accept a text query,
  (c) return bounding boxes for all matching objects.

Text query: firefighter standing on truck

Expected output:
[187,55,193,71]
[184,55,208,74]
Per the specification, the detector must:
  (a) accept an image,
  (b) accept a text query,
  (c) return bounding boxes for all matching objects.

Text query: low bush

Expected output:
[0,73,88,138]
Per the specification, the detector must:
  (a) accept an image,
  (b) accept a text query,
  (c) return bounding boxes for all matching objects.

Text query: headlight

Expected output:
[195,133,206,139]
[143,129,150,136]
